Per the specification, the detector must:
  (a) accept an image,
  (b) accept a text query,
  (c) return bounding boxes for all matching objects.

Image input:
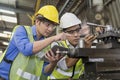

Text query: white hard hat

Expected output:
[60,12,81,29]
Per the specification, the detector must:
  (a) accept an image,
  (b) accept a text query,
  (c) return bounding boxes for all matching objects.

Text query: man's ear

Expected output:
[35,19,40,25]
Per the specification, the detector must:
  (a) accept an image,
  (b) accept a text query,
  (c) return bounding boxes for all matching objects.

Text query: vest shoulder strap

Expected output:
[23,26,34,42]
[0,25,33,63]
[58,41,68,48]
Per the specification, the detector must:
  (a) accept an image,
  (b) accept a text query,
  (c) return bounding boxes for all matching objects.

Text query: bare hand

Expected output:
[45,49,63,64]
[84,34,97,48]
[96,27,104,33]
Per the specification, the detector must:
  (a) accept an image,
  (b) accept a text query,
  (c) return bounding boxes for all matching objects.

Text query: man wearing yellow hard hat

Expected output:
[0,5,71,80]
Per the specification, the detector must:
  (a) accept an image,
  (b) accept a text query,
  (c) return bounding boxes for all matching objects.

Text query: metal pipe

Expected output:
[71,0,82,13]
[35,0,41,13]
[89,0,92,8]
[104,0,112,6]
[108,3,116,27]
[59,0,69,16]
[63,0,75,12]
[31,0,41,25]
[75,0,86,15]
[113,1,119,28]
[87,22,106,27]
[111,1,118,27]
[115,0,120,27]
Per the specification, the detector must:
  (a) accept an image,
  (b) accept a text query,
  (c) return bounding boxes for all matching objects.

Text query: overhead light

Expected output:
[3,31,12,35]
[118,39,120,42]
[0,50,3,56]
[0,15,17,23]
[2,42,9,45]
[0,9,15,15]
[0,33,11,38]
[0,50,2,53]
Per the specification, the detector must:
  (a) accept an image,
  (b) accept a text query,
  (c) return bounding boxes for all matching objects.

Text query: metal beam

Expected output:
[0,37,9,42]
[31,0,41,25]
[0,27,13,32]
[35,0,41,13]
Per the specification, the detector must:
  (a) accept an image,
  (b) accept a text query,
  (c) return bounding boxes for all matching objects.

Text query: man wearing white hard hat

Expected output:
[47,12,96,79]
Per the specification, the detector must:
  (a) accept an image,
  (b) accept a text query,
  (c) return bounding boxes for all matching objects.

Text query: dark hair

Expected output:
[62,24,81,32]
[35,15,58,25]
[62,28,67,32]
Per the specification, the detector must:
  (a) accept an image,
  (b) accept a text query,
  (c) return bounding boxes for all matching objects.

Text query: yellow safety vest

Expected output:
[0,25,49,80]
[49,41,84,79]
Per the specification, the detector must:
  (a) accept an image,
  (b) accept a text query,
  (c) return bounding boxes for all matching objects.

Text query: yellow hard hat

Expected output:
[35,5,59,24]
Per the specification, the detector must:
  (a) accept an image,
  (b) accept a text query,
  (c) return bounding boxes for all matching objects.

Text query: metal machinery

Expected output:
[52,25,120,80]
[72,25,120,80]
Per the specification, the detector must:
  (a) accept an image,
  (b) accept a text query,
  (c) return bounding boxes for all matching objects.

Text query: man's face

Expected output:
[36,19,56,37]
[64,25,81,46]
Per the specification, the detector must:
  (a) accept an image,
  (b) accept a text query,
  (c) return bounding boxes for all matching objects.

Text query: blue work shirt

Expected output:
[0,25,45,80]
[42,62,51,76]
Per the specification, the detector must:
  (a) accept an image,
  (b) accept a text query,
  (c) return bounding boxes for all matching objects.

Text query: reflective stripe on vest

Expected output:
[49,75,56,79]
[17,68,40,80]
[50,63,84,78]
[56,68,80,76]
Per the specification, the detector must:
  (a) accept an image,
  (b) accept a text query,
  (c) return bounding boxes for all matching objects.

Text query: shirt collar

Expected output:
[65,40,79,48]
[31,25,36,37]
[31,25,45,40]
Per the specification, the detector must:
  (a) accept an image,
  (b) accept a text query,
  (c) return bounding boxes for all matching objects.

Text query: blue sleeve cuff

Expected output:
[42,62,51,76]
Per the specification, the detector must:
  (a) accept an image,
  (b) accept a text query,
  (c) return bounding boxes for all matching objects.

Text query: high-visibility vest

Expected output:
[49,41,84,79]
[0,25,49,80]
